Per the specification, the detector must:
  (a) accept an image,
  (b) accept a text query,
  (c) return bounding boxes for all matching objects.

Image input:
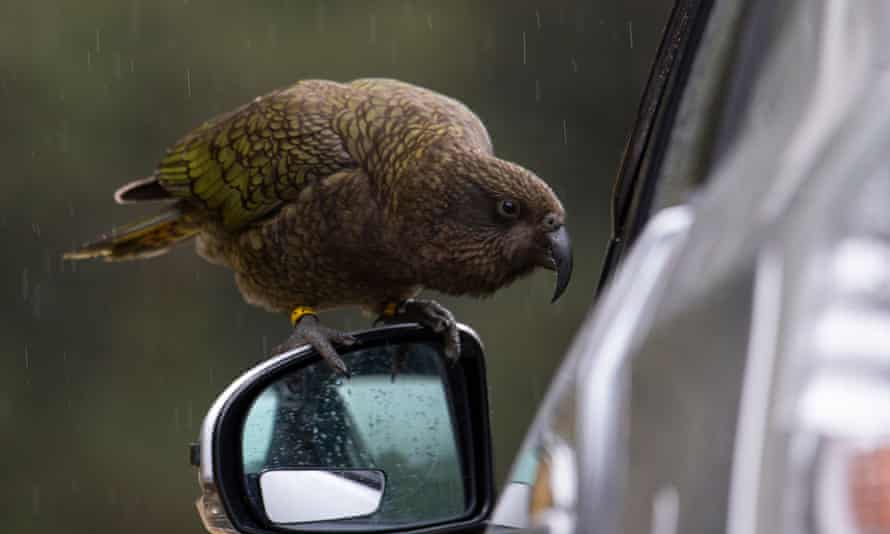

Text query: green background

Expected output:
[0,1,670,532]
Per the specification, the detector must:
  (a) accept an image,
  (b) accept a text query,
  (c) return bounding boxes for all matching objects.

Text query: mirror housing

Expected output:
[194,323,493,534]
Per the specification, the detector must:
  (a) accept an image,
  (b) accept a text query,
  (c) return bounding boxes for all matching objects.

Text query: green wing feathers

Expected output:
[65,81,358,264]
[156,84,354,230]
[63,206,198,261]
[156,103,281,230]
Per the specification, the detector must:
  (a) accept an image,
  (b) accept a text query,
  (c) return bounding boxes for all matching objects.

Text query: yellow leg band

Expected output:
[290,306,317,326]
[381,302,399,317]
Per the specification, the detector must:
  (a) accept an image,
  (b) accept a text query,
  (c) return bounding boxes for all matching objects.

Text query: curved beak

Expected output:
[546,226,573,302]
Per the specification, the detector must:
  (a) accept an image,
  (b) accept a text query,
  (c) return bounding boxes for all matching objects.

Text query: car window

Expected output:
[647,0,749,212]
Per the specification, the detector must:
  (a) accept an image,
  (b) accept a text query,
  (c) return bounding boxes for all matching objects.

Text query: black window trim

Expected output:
[596,0,715,295]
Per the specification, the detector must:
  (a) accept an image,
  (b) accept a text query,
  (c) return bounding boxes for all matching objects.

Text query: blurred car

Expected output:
[191,0,890,533]
[491,0,890,532]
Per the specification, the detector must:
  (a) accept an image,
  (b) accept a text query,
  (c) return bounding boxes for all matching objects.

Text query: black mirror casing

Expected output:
[198,323,493,534]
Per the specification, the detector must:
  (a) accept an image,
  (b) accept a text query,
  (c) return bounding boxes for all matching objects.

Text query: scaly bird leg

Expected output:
[273,307,356,377]
[377,299,461,362]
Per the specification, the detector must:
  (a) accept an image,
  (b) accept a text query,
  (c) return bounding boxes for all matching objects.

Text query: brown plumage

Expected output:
[66,78,572,371]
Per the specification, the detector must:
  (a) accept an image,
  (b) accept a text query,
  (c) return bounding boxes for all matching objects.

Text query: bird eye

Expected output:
[497,199,520,219]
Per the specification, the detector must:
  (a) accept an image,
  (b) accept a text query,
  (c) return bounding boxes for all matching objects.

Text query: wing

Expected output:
[156,80,357,230]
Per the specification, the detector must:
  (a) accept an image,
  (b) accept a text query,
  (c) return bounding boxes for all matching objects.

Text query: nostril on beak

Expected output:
[543,213,562,232]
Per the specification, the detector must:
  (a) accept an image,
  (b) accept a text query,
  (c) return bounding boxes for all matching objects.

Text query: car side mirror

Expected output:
[193,323,493,534]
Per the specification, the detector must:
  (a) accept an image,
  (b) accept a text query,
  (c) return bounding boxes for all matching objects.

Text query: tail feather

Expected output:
[64,206,198,262]
[114,176,172,204]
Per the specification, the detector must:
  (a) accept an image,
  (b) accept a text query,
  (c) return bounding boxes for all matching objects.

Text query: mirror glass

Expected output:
[259,469,384,523]
[241,341,466,528]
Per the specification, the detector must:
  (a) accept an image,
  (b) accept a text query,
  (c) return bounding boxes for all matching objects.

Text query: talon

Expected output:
[277,310,353,376]
[443,326,461,361]
[376,298,462,361]
[325,352,350,378]
[334,333,357,346]
[390,345,409,382]
[315,342,348,374]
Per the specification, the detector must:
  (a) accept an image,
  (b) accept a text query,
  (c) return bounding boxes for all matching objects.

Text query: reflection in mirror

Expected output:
[259,469,384,523]
[242,341,466,528]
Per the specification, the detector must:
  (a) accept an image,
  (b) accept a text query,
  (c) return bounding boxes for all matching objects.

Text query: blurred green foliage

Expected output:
[0,1,670,532]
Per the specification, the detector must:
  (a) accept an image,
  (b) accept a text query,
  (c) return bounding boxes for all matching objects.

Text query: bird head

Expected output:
[405,150,573,302]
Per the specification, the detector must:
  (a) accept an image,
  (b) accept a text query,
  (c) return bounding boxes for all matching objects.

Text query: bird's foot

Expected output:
[390,345,410,383]
[377,299,461,362]
[274,309,356,377]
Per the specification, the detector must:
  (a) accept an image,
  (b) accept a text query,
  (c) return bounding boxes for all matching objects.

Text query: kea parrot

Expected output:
[65,78,573,374]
